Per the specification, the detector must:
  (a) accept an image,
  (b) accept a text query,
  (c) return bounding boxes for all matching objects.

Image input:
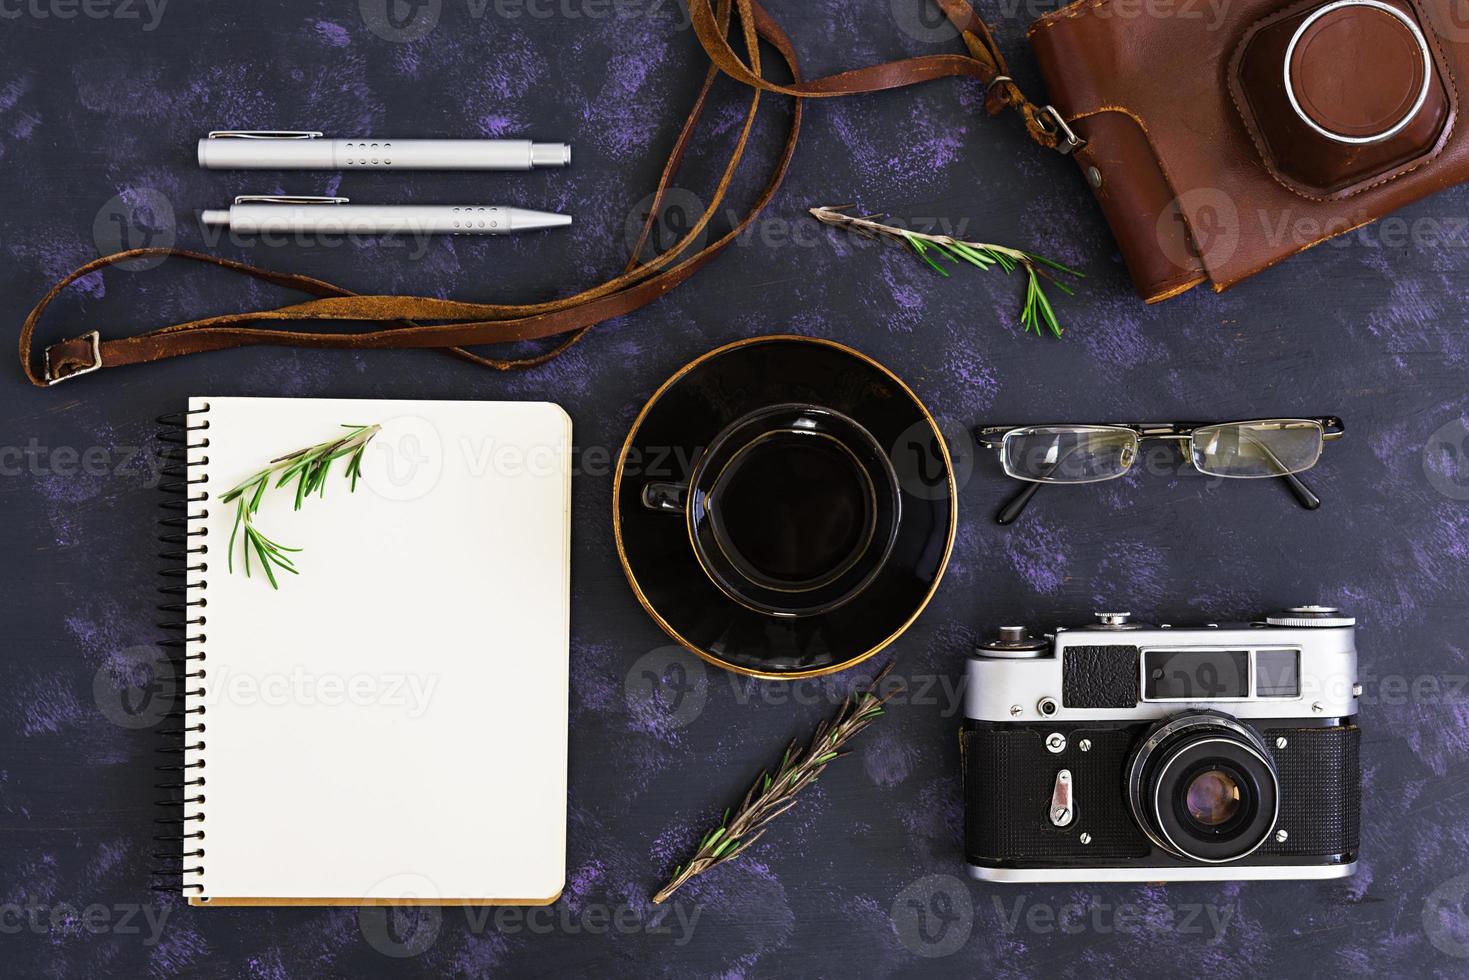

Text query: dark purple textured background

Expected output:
[4,0,1469,976]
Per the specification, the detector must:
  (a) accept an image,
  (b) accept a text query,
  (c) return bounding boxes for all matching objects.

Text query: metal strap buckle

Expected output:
[1038,105,1086,155]
[44,330,102,385]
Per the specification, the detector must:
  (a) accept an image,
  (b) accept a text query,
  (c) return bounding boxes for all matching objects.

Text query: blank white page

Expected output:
[185,397,571,905]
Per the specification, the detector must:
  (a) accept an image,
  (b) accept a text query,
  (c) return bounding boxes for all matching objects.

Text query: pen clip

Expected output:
[208,130,324,140]
[233,195,349,205]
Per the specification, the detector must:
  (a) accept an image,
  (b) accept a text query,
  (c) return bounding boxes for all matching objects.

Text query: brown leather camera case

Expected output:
[1029,0,1463,301]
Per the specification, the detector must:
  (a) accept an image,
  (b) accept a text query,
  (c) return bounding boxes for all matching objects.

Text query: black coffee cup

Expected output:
[642,403,901,617]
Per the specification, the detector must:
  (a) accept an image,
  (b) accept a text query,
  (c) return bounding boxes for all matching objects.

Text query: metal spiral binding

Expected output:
[151,405,209,900]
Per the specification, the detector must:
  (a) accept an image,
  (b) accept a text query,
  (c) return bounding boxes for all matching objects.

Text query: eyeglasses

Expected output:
[973,417,1345,525]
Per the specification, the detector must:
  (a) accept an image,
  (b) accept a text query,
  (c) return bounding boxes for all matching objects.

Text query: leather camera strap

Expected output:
[21,0,1059,387]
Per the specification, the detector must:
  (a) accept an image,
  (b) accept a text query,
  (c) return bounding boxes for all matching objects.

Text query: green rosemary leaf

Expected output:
[275,461,304,488]
[1035,284,1062,338]
[906,234,951,277]
[252,530,302,554]
[927,240,959,261]
[983,247,1016,273]
[251,533,279,590]
[945,240,992,269]
[228,504,243,574]
[1025,251,1086,278]
[266,552,300,575]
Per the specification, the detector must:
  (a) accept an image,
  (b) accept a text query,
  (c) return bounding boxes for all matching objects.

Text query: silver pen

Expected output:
[199,196,572,236]
[198,131,572,171]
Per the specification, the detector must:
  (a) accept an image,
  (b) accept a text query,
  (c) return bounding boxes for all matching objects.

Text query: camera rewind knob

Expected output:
[1265,605,1356,628]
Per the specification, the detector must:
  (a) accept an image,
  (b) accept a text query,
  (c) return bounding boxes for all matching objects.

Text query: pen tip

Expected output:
[511,209,572,231]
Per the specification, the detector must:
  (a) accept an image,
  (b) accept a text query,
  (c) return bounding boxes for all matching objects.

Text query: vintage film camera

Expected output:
[962,607,1360,882]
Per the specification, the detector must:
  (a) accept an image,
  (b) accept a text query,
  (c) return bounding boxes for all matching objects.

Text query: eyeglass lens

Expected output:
[1190,420,1324,478]
[1001,426,1139,484]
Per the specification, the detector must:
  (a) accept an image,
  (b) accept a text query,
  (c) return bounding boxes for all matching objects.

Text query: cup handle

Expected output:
[641,482,688,513]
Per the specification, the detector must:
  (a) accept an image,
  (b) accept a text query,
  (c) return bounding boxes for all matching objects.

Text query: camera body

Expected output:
[963,607,1360,882]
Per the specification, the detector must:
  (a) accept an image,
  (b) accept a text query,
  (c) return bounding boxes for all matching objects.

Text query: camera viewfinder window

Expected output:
[1144,650,1251,700]
[1255,649,1303,698]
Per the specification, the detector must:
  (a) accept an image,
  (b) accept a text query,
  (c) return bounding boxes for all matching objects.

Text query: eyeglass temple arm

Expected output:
[997,480,1043,525]
[978,427,1112,525]
[1287,415,1343,508]
[1236,427,1326,511]
[996,439,1099,524]
[1279,470,1322,510]
[996,462,1321,523]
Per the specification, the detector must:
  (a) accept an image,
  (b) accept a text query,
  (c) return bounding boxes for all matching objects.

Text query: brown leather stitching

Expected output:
[1223,0,1458,204]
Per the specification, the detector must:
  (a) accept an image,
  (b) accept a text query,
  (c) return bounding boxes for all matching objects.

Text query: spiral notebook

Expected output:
[161,397,572,907]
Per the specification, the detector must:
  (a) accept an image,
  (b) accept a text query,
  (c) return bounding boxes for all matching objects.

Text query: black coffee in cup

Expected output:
[642,404,901,617]
[710,431,875,591]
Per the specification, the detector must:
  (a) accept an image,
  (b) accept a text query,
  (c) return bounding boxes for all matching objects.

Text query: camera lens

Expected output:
[1127,713,1280,864]
[1184,769,1243,827]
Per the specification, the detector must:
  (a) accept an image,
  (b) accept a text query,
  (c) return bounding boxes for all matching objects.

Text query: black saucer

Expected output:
[613,335,956,678]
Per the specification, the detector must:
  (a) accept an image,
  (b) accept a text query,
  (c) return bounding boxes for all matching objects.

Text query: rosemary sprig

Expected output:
[652,662,899,904]
[809,205,1084,338]
[217,424,382,589]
